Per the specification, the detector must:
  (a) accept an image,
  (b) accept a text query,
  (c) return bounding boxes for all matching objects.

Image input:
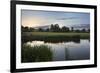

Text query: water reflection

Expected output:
[25,39,90,61]
[22,35,82,43]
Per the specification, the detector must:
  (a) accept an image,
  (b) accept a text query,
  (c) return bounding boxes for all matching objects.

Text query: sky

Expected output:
[21,10,90,28]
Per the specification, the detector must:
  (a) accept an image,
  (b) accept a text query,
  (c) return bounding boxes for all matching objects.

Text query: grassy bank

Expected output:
[22,32,90,37]
[21,44,53,63]
[22,32,90,43]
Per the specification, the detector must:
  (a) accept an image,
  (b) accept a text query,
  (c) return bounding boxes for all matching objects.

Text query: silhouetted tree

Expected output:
[46,28,50,32]
[54,24,60,32]
[22,24,89,33]
[22,26,29,32]
[87,29,90,32]
[50,24,54,31]
[21,25,36,32]
[38,28,43,32]
[75,29,80,32]
[29,27,34,32]
[21,26,24,31]
[71,27,74,32]
[81,28,86,32]
[61,26,69,32]
[50,24,60,32]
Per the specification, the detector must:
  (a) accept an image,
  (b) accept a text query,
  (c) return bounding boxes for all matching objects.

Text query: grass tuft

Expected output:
[21,44,53,63]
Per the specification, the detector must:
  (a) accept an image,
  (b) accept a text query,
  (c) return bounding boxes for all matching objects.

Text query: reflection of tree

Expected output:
[64,47,70,60]
[22,34,82,43]
[72,39,80,43]
[88,39,90,42]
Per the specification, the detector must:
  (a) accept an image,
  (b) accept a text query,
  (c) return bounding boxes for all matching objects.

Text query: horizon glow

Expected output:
[21,10,90,28]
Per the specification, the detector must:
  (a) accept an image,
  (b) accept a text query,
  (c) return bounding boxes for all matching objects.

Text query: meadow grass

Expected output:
[22,32,89,36]
[21,44,53,63]
[22,32,90,43]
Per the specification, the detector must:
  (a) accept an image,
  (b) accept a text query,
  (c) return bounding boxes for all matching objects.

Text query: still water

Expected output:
[25,39,90,61]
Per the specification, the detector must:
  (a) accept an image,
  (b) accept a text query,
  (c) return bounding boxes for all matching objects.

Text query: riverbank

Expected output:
[22,32,90,43]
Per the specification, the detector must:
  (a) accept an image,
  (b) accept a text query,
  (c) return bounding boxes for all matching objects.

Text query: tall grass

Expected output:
[21,44,53,63]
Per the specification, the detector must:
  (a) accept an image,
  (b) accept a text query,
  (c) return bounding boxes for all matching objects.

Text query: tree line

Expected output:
[22,24,90,32]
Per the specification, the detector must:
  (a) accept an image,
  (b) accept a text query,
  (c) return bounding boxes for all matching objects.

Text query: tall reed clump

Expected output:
[21,44,53,63]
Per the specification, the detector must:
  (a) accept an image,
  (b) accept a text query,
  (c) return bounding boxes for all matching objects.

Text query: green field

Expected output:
[23,32,89,36]
[22,32,90,43]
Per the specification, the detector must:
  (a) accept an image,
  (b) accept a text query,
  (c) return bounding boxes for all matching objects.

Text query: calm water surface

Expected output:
[25,39,90,61]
